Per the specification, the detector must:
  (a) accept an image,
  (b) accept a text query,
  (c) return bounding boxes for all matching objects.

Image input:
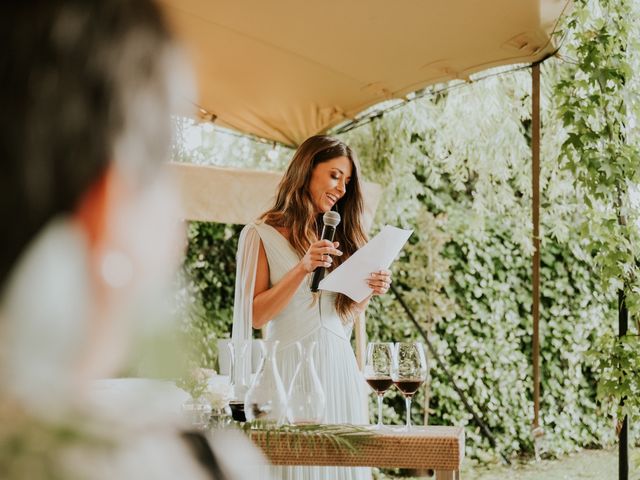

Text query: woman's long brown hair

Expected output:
[260,135,367,322]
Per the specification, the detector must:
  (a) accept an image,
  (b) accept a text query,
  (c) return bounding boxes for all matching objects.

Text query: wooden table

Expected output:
[251,425,464,480]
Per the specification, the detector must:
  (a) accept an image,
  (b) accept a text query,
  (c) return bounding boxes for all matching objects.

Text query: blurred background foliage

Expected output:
[172,0,640,464]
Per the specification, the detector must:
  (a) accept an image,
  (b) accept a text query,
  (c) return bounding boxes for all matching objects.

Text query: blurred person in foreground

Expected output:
[0,1,264,478]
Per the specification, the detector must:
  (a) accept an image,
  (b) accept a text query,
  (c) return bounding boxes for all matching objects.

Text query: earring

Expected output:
[100,250,133,288]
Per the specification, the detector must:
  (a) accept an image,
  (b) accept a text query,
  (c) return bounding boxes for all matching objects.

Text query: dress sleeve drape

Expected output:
[231,224,261,386]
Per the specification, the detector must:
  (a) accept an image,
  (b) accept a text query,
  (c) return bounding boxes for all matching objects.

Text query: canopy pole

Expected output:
[355,312,369,420]
[531,63,541,433]
[618,290,629,480]
[355,312,366,371]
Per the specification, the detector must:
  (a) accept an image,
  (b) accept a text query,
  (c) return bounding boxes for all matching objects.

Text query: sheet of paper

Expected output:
[319,225,412,302]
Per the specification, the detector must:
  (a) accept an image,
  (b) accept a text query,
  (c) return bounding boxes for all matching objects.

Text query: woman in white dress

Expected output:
[232,135,392,480]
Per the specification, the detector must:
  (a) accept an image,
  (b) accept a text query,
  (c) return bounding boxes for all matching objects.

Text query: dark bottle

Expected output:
[229,401,246,422]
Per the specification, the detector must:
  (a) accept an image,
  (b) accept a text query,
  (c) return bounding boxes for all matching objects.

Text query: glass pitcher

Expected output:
[287,340,326,424]
[244,340,287,424]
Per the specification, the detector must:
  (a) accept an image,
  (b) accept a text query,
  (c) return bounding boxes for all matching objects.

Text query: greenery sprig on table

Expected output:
[239,421,373,455]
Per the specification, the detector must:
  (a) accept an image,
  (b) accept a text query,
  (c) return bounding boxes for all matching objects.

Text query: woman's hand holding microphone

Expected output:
[299,239,342,274]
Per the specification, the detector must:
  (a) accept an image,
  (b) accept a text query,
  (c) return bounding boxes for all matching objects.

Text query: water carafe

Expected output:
[287,340,326,424]
[244,340,287,424]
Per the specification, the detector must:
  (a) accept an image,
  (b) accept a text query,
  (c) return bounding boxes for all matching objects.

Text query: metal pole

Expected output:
[355,311,366,370]
[619,290,628,480]
[531,63,541,431]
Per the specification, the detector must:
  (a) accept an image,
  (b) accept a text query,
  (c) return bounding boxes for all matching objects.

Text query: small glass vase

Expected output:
[287,340,325,424]
[182,396,212,429]
[209,405,232,429]
[244,340,287,424]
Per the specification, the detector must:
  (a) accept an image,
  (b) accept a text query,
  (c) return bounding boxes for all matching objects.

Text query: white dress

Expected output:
[232,221,371,480]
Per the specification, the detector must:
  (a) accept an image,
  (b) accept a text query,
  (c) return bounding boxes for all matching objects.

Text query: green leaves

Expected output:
[177,222,244,369]
[588,332,640,422]
[337,59,620,458]
[554,0,640,428]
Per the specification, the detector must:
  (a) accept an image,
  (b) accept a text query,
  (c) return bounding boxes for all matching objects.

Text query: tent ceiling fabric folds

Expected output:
[159,0,569,147]
[165,163,382,230]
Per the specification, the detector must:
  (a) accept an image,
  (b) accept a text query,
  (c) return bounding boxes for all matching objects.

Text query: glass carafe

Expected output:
[287,340,326,424]
[228,340,250,422]
[244,340,287,424]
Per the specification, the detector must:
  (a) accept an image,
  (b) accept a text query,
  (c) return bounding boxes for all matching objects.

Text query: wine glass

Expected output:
[363,342,394,430]
[392,342,427,431]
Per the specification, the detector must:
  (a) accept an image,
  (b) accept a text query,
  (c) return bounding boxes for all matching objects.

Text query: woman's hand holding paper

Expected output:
[368,269,392,295]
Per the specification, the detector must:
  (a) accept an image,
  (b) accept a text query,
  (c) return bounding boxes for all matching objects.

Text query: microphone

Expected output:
[310,210,341,292]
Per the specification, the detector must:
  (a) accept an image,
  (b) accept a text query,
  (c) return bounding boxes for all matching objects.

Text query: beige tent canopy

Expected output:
[159,0,568,147]
[159,0,568,226]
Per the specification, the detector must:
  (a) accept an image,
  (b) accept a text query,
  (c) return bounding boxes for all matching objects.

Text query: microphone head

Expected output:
[323,210,341,227]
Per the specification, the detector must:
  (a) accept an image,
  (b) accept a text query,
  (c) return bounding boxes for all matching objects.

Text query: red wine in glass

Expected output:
[394,378,423,396]
[366,377,393,394]
[364,342,394,429]
[392,342,428,431]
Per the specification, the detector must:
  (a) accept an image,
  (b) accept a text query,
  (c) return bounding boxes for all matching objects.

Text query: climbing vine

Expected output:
[554,0,640,423]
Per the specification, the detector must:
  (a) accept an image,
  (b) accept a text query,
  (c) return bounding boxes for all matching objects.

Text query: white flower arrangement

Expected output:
[194,368,216,385]
[204,381,232,410]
